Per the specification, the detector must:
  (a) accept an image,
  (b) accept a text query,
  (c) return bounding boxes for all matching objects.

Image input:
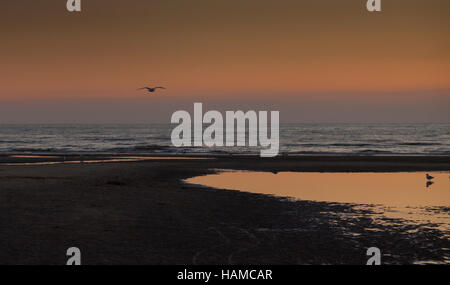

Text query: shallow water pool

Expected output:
[185,171,450,235]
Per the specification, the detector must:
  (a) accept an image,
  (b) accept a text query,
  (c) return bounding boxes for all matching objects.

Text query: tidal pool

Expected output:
[185,171,450,235]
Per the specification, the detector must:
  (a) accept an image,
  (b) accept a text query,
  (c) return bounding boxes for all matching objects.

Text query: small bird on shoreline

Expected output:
[426,174,434,180]
[137,86,166,94]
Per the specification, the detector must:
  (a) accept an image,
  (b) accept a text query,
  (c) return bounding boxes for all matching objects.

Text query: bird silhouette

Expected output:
[426,174,434,180]
[137,86,166,93]
[426,181,434,188]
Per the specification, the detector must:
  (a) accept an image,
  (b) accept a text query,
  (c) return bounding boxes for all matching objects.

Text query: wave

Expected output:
[0,140,28,143]
[357,149,394,154]
[133,145,171,151]
[2,147,450,156]
[285,143,374,147]
[10,148,56,152]
[398,142,441,146]
[287,149,396,155]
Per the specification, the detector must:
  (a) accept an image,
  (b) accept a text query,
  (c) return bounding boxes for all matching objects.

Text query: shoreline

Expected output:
[0,155,449,264]
[1,154,450,172]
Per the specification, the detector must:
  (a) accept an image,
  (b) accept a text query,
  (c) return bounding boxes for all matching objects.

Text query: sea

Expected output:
[0,123,449,155]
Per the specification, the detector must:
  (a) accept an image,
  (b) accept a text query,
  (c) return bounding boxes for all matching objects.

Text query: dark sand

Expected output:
[0,154,449,264]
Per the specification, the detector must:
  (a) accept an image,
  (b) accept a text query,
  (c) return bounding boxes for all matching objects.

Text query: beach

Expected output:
[0,154,449,265]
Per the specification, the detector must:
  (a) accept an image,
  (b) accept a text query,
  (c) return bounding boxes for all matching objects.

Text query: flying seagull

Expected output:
[426,174,434,180]
[137,86,166,93]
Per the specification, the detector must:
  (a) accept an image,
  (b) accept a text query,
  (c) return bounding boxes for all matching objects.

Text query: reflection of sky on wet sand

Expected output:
[186,171,450,236]
[1,156,212,165]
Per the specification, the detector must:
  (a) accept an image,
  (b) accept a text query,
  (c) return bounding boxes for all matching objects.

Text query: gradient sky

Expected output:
[1,0,449,123]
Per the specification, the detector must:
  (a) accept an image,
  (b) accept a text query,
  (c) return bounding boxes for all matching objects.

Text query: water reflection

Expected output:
[185,171,450,234]
[2,156,212,166]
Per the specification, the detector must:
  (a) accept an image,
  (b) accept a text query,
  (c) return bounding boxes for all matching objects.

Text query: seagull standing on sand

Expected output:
[426,174,434,180]
[137,86,166,94]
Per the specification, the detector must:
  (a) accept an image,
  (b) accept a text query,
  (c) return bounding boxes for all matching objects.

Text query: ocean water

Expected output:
[0,123,449,155]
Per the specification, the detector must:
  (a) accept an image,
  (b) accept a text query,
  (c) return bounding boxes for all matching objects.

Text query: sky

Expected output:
[0,0,449,123]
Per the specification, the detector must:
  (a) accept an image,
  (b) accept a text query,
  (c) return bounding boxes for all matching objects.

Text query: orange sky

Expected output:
[0,0,449,122]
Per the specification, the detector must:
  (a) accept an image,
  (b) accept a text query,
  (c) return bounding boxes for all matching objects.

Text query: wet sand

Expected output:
[0,154,449,264]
